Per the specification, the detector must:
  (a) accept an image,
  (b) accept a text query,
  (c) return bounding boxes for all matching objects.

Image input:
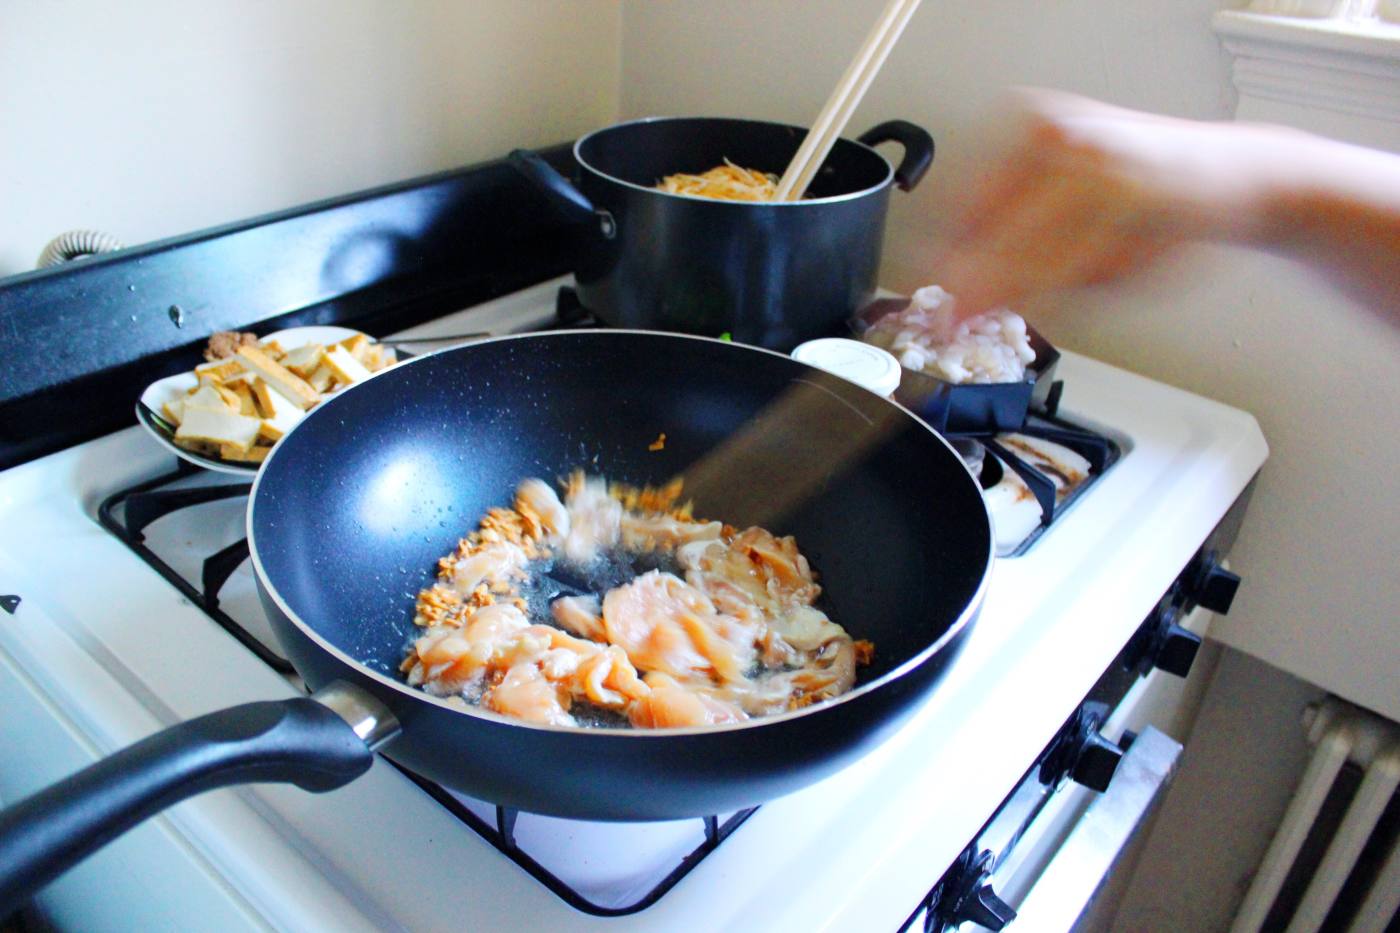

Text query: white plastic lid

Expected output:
[790,338,903,397]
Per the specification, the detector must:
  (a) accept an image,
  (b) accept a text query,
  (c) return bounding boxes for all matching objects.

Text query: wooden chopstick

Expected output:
[773,0,922,202]
[771,0,907,201]
[785,0,922,199]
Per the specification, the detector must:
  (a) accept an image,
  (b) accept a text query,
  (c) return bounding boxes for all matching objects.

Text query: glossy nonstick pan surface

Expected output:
[251,330,992,818]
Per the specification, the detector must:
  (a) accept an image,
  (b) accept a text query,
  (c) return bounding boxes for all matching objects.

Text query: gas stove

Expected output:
[0,151,1267,930]
[0,278,1266,932]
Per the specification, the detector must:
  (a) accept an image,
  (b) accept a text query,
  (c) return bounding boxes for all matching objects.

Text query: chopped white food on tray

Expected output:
[865,284,1036,384]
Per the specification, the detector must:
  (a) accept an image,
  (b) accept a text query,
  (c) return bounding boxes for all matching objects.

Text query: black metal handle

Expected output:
[0,696,376,916]
[508,148,614,238]
[857,120,935,191]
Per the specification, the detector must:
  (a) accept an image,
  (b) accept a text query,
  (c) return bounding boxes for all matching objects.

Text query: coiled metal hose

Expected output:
[36,229,125,268]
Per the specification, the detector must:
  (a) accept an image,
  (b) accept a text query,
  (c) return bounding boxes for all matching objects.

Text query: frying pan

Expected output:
[0,331,992,913]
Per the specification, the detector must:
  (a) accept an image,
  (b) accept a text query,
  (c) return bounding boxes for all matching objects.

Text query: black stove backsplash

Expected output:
[0,144,579,471]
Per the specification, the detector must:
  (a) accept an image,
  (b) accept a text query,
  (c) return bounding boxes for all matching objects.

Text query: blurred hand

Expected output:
[931,89,1280,319]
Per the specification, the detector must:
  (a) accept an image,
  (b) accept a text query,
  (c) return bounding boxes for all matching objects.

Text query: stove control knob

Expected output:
[1040,702,1126,792]
[1136,599,1202,678]
[1156,619,1203,678]
[1072,726,1126,793]
[938,850,1018,932]
[955,882,1018,931]
[1184,549,1240,615]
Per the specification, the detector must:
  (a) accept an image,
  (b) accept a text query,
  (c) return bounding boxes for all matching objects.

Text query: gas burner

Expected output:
[957,414,1121,557]
[407,779,757,916]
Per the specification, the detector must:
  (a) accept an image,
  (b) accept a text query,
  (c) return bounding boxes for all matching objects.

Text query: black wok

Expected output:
[0,330,991,913]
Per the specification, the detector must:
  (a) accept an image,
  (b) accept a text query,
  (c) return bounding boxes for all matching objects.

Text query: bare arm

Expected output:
[931,89,1400,324]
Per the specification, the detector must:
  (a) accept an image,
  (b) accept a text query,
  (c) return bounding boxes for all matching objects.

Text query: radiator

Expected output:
[1231,697,1400,933]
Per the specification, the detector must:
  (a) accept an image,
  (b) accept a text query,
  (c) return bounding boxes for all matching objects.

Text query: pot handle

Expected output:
[0,683,398,916]
[509,148,616,239]
[857,121,935,192]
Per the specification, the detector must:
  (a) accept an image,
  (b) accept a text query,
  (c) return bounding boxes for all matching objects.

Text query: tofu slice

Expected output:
[219,443,271,464]
[280,343,325,378]
[252,378,306,441]
[231,381,259,416]
[184,384,230,411]
[307,363,334,393]
[235,346,320,410]
[175,407,262,453]
[337,334,369,362]
[195,359,242,381]
[214,384,243,411]
[161,397,186,426]
[362,343,397,372]
[322,345,372,386]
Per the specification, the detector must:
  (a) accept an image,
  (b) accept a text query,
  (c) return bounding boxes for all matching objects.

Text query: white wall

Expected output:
[0,0,622,277]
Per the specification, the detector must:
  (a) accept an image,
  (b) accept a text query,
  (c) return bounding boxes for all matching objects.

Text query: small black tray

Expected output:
[851,297,1061,435]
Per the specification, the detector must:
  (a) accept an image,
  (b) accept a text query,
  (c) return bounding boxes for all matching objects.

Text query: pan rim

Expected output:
[247,328,994,738]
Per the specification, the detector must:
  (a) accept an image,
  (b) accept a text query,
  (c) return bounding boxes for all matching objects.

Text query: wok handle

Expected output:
[0,686,395,916]
[509,148,616,238]
[858,120,935,192]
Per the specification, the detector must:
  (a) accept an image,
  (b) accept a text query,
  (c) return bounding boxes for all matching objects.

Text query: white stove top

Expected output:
[0,280,1267,932]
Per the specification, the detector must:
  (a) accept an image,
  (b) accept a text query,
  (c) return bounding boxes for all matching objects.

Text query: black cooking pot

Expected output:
[0,331,989,914]
[511,117,934,350]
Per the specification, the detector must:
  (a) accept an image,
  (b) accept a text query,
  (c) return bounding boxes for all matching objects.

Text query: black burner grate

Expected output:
[96,461,286,672]
[969,412,1122,557]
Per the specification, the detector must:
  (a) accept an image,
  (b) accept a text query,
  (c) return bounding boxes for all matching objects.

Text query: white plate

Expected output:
[137,326,366,475]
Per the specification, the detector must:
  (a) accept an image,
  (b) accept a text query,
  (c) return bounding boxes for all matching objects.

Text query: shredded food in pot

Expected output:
[656,159,779,201]
[402,471,873,728]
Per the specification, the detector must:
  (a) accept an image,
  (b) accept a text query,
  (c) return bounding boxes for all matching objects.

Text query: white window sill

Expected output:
[1213,10,1400,121]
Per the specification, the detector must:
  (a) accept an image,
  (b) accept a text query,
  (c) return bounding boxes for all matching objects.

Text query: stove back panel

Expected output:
[0,145,578,470]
